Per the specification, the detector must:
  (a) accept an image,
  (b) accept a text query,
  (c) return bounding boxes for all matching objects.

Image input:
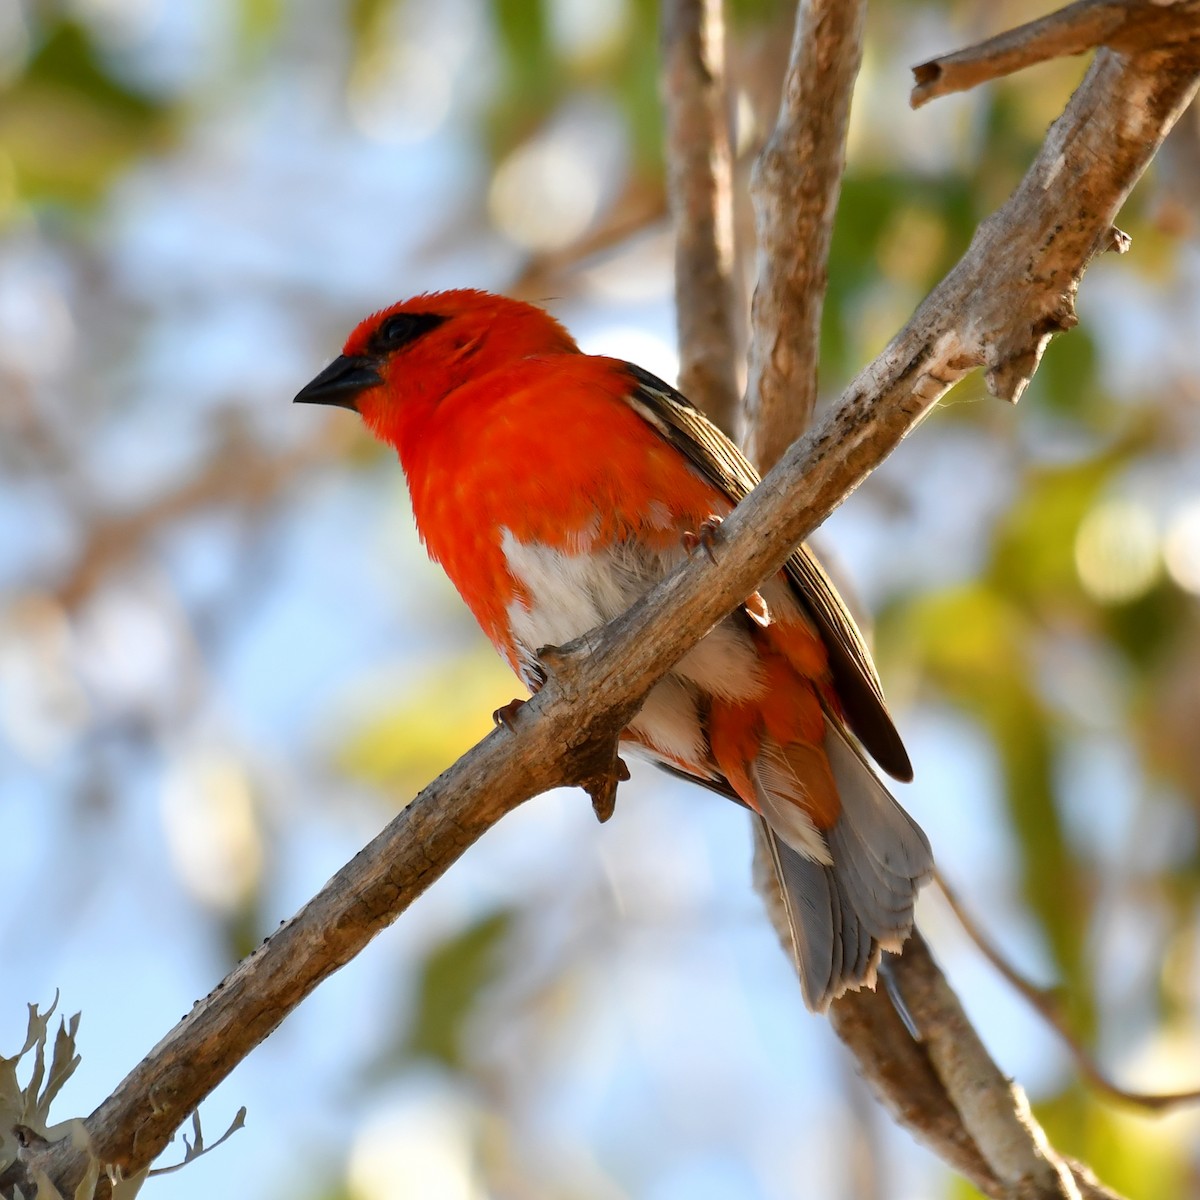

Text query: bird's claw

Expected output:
[682,516,722,563]
[586,753,629,823]
[493,697,527,730]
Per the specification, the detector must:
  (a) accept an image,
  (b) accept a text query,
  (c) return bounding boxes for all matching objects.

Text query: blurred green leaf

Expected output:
[988,683,1089,1016]
[345,0,395,66]
[404,910,515,1072]
[337,650,518,796]
[1032,331,1104,420]
[1025,327,1101,419]
[897,584,1090,1012]
[991,458,1116,610]
[1036,1088,1190,1200]
[485,0,560,153]
[482,0,664,173]
[611,0,664,174]
[493,0,550,76]
[1101,582,1189,670]
[823,172,978,383]
[238,0,284,47]
[898,583,1026,691]
[727,0,795,26]
[23,21,158,121]
[946,1174,987,1200]
[0,20,173,206]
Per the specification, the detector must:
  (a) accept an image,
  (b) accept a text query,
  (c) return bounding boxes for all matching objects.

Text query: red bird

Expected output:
[295,289,932,1011]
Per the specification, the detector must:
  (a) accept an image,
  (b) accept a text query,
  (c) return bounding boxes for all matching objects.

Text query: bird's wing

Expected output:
[622,362,912,782]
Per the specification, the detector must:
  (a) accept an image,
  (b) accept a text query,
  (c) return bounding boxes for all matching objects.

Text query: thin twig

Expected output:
[661,0,742,433]
[744,0,866,470]
[912,0,1200,109]
[937,870,1200,1113]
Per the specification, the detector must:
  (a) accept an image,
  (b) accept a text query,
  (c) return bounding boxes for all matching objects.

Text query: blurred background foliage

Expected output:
[4,1,1200,1198]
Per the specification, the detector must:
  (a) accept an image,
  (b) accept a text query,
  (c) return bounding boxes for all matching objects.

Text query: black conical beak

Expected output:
[294,355,383,411]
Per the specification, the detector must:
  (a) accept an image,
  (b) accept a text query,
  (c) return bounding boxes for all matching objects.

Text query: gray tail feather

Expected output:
[766,719,934,1012]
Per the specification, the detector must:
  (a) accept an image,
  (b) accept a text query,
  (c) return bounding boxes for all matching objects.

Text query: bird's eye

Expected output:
[373,311,446,353]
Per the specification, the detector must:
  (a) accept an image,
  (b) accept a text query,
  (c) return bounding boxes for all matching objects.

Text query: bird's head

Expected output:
[293,289,577,444]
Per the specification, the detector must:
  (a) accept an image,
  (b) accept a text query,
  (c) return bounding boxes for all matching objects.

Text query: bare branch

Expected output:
[827,963,1003,1191]
[661,0,742,433]
[744,0,866,470]
[892,935,1080,1199]
[831,943,1130,1200]
[912,0,1200,108]
[6,13,1200,1200]
[0,700,606,1200]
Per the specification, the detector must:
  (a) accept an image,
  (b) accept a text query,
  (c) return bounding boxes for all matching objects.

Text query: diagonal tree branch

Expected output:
[740,5,1198,1195]
[889,935,1080,1199]
[743,0,866,471]
[829,946,1127,1200]
[5,8,1200,1200]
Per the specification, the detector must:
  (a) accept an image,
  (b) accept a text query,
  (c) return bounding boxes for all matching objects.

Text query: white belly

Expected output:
[500,530,767,767]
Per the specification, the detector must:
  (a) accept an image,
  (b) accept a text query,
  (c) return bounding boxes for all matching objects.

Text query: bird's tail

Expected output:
[763,719,933,1012]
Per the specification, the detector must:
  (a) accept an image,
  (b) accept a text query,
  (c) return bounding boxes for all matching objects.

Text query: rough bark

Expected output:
[743,0,866,471]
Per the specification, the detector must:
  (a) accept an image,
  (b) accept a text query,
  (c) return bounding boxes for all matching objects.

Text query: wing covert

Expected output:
[622,363,913,782]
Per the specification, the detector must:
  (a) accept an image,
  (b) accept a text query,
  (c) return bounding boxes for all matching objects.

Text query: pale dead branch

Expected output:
[743,0,866,470]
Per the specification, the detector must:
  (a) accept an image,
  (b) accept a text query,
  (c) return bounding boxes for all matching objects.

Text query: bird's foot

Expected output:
[583,750,630,823]
[493,697,527,730]
[682,515,722,563]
